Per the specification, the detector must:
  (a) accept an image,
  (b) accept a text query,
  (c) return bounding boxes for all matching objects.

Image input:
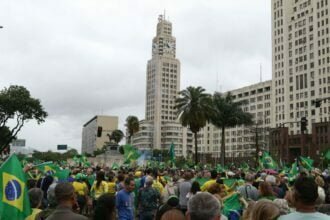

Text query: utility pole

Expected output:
[250,120,262,168]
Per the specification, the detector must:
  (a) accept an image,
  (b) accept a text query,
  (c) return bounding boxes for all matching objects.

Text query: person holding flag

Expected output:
[0,154,32,219]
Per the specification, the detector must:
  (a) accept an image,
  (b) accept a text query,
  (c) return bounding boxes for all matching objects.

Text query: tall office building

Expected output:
[271,0,330,134]
[82,115,118,154]
[132,15,192,157]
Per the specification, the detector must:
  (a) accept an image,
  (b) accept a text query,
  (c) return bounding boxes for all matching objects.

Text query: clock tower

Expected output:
[152,15,176,58]
[132,15,191,157]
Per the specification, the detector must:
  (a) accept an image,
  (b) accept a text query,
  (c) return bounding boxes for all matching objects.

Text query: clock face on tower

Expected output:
[152,42,158,52]
[164,40,175,54]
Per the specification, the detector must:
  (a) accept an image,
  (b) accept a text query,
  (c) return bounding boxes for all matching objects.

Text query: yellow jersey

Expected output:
[72,181,88,196]
[91,181,108,199]
[152,180,164,194]
[201,179,216,192]
[107,181,116,195]
[25,208,42,220]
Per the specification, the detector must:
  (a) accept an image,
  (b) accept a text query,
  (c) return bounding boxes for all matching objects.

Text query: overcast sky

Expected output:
[0,0,272,152]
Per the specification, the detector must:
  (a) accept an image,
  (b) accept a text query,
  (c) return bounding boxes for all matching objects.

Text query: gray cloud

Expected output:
[0,0,271,151]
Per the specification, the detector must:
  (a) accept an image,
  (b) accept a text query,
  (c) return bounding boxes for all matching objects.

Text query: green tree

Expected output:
[0,126,13,153]
[62,148,78,159]
[175,86,213,165]
[152,149,170,162]
[0,85,48,153]
[108,129,124,144]
[125,116,139,144]
[31,148,81,162]
[210,92,253,166]
[119,145,124,154]
[93,147,106,156]
[32,150,62,161]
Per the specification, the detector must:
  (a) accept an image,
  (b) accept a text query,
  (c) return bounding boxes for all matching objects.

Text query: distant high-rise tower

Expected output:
[271,0,330,134]
[132,15,192,157]
[145,14,180,123]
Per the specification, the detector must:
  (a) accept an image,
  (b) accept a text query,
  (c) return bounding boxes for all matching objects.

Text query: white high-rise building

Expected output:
[271,0,330,134]
[132,15,192,157]
[198,81,272,161]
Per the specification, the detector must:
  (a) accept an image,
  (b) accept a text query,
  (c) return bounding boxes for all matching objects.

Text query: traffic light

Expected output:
[300,117,307,133]
[97,126,103,137]
[315,100,321,107]
[312,99,322,107]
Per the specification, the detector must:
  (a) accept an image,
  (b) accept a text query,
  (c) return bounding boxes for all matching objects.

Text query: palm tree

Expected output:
[210,92,253,166]
[125,116,139,144]
[175,86,213,165]
[107,129,124,144]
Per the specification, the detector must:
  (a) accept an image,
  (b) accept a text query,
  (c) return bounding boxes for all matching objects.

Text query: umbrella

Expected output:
[264,169,278,175]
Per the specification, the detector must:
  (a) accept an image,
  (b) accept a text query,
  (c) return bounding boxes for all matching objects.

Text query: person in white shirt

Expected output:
[279,176,329,220]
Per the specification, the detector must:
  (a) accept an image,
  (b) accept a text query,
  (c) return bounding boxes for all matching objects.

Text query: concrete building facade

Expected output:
[132,15,193,157]
[133,0,330,162]
[82,115,118,154]
[271,0,330,134]
[198,81,272,163]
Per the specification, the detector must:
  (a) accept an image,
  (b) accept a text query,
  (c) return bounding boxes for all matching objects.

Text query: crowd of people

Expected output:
[23,163,330,220]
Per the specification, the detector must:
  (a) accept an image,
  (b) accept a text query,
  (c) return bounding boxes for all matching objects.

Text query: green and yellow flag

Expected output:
[123,145,140,164]
[259,151,278,170]
[223,179,237,188]
[0,154,31,219]
[111,162,119,170]
[223,193,242,217]
[54,168,70,181]
[34,162,57,175]
[299,156,313,171]
[288,160,299,181]
[325,149,330,161]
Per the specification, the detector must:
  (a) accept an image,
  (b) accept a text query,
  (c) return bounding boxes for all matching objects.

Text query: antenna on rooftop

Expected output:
[260,63,263,82]
[216,72,219,92]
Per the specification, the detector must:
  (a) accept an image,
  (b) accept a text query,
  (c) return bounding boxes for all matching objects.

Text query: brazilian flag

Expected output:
[259,151,278,169]
[0,154,31,219]
[123,144,141,164]
[223,193,242,217]
[299,156,313,171]
[111,162,119,170]
[35,162,57,175]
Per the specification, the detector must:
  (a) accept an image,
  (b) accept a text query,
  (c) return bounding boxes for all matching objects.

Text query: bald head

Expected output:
[55,182,74,203]
[187,192,221,220]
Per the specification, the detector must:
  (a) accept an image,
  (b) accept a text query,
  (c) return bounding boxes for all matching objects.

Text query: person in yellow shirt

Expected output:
[107,174,116,196]
[201,170,218,192]
[91,171,108,207]
[152,172,164,195]
[72,173,89,214]
[26,188,43,220]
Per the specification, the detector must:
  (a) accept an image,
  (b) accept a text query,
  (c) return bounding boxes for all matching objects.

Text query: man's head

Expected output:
[265,175,276,185]
[245,173,255,183]
[210,170,218,179]
[124,177,135,192]
[86,168,93,175]
[187,192,221,220]
[145,176,154,187]
[54,182,76,207]
[47,183,58,207]
[28,188,44,209]
[293,176,318,206]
